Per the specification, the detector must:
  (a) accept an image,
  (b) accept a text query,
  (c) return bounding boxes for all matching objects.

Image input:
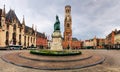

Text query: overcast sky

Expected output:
[0,0,120,40]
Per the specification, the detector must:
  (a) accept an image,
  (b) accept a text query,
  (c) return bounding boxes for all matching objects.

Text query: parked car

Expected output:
[8,45,23,50]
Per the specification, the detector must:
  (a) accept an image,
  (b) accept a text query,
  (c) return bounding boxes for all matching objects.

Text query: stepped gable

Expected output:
[107,30,120,36]
[6,9,21,25]
[107,31,114,37]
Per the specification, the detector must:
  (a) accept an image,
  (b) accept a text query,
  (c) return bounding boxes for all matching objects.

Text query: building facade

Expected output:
[0,5,46,49]
[105,29,120,49]
[63,5,72,49]
[114,30,120,48]
[105,30,115,46]
[36,32,48,49]
[62,5,82,49]
[83,37,105,49]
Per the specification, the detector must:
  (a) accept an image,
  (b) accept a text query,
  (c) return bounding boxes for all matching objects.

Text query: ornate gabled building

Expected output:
[0,5,37,49]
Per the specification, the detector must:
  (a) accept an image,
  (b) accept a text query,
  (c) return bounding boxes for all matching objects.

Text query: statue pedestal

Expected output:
[51,30,63,51]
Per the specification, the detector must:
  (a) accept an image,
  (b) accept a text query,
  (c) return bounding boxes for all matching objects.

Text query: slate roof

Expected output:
[25,26,36,35]
[62,37,78,41]
[6,9,20,24]
[37,32,46,38]
[107,30,120,37]
[0,8,45,37]
[72,37,78,41]
[115,30,120,35]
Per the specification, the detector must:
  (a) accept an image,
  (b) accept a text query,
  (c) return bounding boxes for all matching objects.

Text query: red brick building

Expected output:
[105,30,115,46]
[62,5,82,49]
[105,29,120,49]
[36,32,48,49]
[72,39,83,49]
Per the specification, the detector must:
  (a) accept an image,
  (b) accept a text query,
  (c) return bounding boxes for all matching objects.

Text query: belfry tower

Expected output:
[64,5,72,42]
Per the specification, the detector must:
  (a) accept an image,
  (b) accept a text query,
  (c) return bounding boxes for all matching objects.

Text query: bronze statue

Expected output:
[54,15,60,31]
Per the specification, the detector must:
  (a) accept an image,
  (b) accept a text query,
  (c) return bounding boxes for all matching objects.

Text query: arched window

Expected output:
[6,31,9,45]
[67,23,70,27]
[20,28,22,33]
[31,37,32,43]
[7,24,9,30]
[6,31,9,39]
[67,10,69,13]
[13,24,16,31]
[12,32,16,45]
[24,36,26,46]
[19,34,21,45]
[28,36,29,46]
[34,38,35,43]
[0,22,1,27]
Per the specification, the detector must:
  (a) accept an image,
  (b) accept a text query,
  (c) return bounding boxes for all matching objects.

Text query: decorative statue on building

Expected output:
[54,15,60,31]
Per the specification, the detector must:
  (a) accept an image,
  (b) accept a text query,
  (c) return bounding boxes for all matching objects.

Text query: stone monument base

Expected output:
[51,30,63,51]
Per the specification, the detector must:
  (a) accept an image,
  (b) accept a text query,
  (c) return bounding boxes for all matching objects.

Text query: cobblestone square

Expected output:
[0,50,120,72]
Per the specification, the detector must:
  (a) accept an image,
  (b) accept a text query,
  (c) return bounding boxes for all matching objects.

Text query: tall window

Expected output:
[66,9,70,13]
[24,36,26,46]
[19,34,21,45]
[20,28,22,33]
[0,22,1,27]
[7,24,9,30]
[67,23,70,27]
[31,37,32,43]
[28,37,29,47]
[13,24,16,31]
[12,32,16,45]
[34,38,35,43]
[6,31,9,45]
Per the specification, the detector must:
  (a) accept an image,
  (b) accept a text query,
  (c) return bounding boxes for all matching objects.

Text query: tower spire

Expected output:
[22,15,25,25]
[1,4,6,17]
[32,24,34,30]
[35,25,37,31]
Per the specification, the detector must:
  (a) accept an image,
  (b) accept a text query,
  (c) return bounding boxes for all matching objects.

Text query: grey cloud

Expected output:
[1,0,120,40]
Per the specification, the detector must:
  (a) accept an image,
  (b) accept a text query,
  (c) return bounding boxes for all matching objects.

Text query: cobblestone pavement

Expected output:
[19,51,92,61]
[0,50,120,72]
[2,52,103,70]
